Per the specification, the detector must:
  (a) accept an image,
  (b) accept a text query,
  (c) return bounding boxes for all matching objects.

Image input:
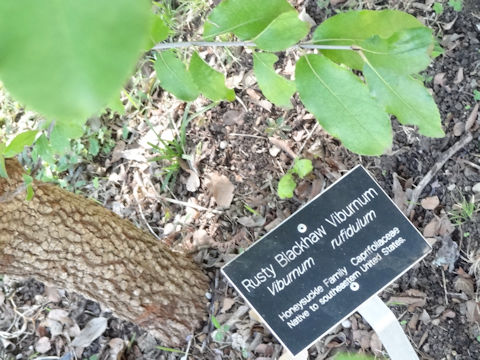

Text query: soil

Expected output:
[1,0,480,359]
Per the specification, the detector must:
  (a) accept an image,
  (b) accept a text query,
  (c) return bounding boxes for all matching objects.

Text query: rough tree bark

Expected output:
[0,158,209,346]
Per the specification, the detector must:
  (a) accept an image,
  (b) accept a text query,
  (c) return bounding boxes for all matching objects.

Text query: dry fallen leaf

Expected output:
[207,173,235,208]
[453,122,465,136]
[454,276,475,298]
[35,336,51,354]
[185,170,200,192]
[192,229,213,247]
[423,217,439,237]
[370,333,383,355]
[393,173,407,212]
[421,196,440,210]
[71,317,108,348]
[108,338,127,360]
[466,300,480,323]
[466,103,479,132]
[434,72,446,87]
[454,67,464,84]
[238,215,266,227]
[221,298,235,314]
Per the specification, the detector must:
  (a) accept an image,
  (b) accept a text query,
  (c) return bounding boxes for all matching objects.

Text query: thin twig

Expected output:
[406,133,473,215]
[228,133,267,139]
[160,196,223,214]
[153,41,354,51]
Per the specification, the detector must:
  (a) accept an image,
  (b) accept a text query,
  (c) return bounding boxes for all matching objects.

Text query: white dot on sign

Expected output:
[297,223,307,233]
[350,282,360,291]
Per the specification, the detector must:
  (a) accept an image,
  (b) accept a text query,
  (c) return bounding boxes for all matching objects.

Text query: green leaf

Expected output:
[313,10,425,70]
[295,54,392,155]
[22,174,34,201]
[0,156,7,178]
[363,64,444,137]
[334,353,373,360]
[89,137,100,156]
[360,27,433,74]
[189,52,235,101]
[203,0,294,40]
[147,14,169,49]
[4,130,38,158]
[32,134,55,163]
[253,53,295,108]
[211,316,221,330]
[107,94,125,115]
[50,122,84,152]
[292,159,313,179]
[0,0,151,123]
[253,11,310,51]
[278,173,296,199]
[155,50,199,101]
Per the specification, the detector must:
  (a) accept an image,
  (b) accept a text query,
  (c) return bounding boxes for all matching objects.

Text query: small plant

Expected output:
[265,117,291,138]
[211,315,230,342]
[448,193,477,225]
[277,158,313,199]
[474,89,480,101]
[448,0,463,12]
[433,2,444,16]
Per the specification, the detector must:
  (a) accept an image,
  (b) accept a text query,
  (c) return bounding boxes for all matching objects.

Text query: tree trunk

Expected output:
[0,159,209,346]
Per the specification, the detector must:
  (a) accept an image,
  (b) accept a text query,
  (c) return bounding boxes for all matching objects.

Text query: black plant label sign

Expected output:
[222,165,431,356]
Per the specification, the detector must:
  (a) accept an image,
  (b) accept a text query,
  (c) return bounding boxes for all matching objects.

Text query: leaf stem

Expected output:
[152,41,354,51]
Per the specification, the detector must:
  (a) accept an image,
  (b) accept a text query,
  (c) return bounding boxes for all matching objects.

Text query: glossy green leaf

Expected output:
[189,52,235,101]
[313,10,425,70]
[155,50,199,101]
[107,94,125,115]
[292,159,313,179]
[334,353,373,360]
[295,54,392,155]
[50,123,81,152]
[0,0,151,123]
[32,134,54,163]
[22,174,34,201]
[278,173,296,199]
[147,14,169,49]
[253,53,295,108]
[0,156,6,178]
[4,130,38,158]
[253,11,310,51]
[203,0,294,40]
[0,146,6,179]
[363,65,444,137]
[361,28,433,74]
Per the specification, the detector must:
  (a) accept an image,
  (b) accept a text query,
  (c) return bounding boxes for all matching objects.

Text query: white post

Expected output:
[357,295,419,360]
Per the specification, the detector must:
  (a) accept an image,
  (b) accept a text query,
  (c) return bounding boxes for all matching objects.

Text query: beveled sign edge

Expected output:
[221,164,432,356]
